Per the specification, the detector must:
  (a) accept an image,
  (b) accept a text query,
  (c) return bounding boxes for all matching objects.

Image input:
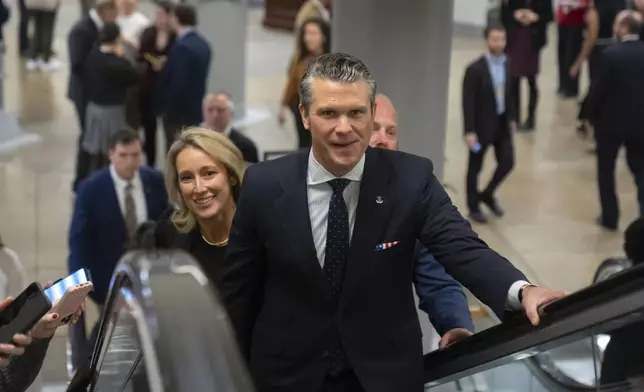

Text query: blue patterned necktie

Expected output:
[324,178,351,375]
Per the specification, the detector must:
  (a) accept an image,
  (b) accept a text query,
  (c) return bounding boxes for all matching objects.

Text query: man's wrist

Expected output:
[518,283,538,303]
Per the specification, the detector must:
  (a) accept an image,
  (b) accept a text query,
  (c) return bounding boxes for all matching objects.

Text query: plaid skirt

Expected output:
[82,102,127,155]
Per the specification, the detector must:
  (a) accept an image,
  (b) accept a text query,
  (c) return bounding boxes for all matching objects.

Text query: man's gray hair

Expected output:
[299,53,377,114]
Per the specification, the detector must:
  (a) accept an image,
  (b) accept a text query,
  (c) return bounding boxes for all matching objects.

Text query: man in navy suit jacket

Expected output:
[158,3,212,152]
[220,53,568,392]
[67,129,168,370]
[370,93,474,345]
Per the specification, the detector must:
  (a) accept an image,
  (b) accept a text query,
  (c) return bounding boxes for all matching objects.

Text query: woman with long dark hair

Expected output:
[502,0,553,132]
[278,18,330,149]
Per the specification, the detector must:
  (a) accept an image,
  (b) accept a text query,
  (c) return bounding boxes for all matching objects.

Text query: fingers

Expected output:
[0,297,13,312]
[0,343,26,357]
[42,313,59,324]
[44,281,54,289]
[438,335,450,350]
[11,333,32,347]
[526,302,540,326]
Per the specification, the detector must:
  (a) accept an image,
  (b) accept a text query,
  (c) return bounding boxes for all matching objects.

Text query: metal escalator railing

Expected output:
[424,262,644,391]
[87,250,255,392]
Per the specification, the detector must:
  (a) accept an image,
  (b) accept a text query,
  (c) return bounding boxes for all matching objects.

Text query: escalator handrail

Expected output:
[424,262,644,386]
[86,250,255,391]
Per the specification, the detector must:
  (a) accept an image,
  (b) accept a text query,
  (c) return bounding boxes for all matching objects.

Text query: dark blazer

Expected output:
[501,0,553,51]
[413,241,474,335]
[587,40,644,143]
[68,166,168,305]
[230,128,259,164]
[158,30,211,126]
[221,147,527,392]
[462,55,515,145]
[67,16,99,104]
[0,3,9,43]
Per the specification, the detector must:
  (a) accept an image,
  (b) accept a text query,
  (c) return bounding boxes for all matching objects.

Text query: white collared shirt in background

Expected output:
[117,11,149,47]
[109,165,148,226]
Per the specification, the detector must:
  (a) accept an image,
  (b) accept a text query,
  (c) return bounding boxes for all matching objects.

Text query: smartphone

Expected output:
[0,282,51,344]
[45,269,93,323]
[45,269,92,303]
[471,142,482,153]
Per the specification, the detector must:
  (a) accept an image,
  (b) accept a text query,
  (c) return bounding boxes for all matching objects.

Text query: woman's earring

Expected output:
[230,177,237,186]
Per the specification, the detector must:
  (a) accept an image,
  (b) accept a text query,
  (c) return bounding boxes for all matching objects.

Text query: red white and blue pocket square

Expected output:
[375,241,400,251]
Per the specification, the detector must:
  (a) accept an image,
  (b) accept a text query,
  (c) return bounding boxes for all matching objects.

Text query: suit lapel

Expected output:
[105,172,127,234]
[479,56,495,99]
[139,170,155,219]
[274,152,334,304]
[340,148,394,310]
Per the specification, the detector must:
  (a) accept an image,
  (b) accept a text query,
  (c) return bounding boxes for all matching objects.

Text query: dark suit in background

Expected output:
[158,30,211,150]
[462,55,515,215]
[587,39,644,229]
[67,166,168,369]
[229,127,259,164]
[67,16,99,191]
[221,147,527,392]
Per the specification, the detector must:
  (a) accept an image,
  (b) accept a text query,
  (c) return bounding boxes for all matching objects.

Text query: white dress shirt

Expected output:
[306,150,529,311]
[109,165,148,226]
[117,11,149,47]
[307,151,364,268]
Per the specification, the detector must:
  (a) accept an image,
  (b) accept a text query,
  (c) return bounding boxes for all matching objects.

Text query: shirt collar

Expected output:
[200,122,232,137]
[622,34,640,42]
[89,8,103,29]
[485,52,506,65]
[178,27,195,40]
[110,164,141,189]
[307,150,365,186]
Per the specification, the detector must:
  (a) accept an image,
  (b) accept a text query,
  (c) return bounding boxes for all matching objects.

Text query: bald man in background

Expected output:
[370,94,475,348]
[201,92,259,164]
[587,10,644,230]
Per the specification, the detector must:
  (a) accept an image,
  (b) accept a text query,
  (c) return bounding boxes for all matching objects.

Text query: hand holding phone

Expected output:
[0,283,51,345]
[44,269,93,326]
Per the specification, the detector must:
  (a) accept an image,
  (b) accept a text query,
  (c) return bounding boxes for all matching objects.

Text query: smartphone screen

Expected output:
[0,283,51,343]
[44,269,91,303]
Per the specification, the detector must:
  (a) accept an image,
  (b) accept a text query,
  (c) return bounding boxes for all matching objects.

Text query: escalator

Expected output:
[81,251,644,391]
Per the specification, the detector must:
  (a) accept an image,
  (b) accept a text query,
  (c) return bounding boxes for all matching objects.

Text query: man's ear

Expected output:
[299,104,310,130]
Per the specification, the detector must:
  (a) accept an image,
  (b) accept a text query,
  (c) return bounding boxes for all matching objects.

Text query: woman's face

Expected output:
[304,23,324,53]
[175,146,234,222]
[156,8,169,26]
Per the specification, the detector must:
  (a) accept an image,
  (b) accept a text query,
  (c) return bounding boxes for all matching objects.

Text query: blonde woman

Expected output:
[154,127,245,285]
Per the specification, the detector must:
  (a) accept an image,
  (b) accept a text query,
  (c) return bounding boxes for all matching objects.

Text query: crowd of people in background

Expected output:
[465,0,643,231]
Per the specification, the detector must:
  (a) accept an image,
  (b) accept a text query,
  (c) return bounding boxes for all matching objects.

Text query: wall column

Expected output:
[331,0,454,181]
[194,0,248,118]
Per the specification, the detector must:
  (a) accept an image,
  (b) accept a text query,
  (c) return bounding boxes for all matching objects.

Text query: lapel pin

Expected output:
[375,241,399,251]
[376,196,384,204]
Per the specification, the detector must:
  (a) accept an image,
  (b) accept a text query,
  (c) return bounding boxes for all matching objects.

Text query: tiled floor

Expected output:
[0,1,637,387]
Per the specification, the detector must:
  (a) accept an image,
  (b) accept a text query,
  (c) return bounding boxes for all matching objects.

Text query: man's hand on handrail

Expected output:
[521,286,569,326]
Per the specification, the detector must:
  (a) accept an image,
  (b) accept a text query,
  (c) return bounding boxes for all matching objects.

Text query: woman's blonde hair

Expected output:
[165,127,245,233]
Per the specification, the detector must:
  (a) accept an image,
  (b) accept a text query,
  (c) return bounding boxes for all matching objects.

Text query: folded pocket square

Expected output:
[375,241,400,251]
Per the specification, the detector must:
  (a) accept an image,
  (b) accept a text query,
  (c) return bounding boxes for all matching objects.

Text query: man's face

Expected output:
[486,29,506,55]
[203,95,232,132]
[117,0,136,14]
[370,96,398,151]
[301,78,374,176]
[109,140,142,179]
[100,7,118,23]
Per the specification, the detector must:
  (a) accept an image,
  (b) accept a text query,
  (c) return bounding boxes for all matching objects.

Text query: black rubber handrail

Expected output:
[424,263,644,386]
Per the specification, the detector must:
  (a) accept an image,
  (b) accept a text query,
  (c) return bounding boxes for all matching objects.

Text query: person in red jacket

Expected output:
[556,0,592,98]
